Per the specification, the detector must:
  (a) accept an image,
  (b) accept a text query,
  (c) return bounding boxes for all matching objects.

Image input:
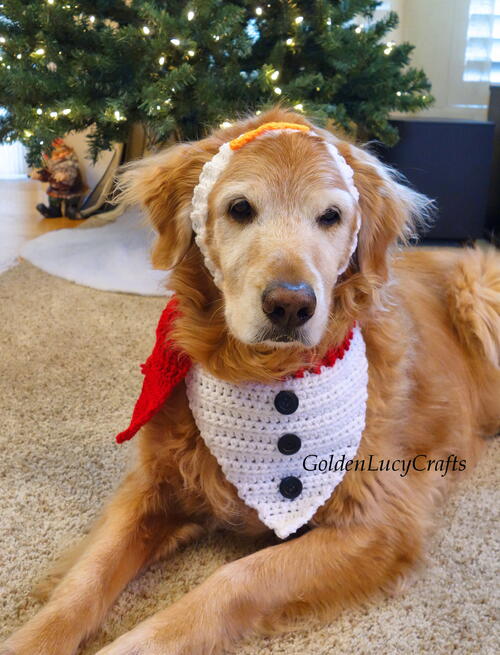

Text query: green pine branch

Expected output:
[0,0,433,164]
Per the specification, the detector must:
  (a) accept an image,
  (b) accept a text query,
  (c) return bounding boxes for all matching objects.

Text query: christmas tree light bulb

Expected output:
[286,38,294,46]
[156,105,161,110]
[89,15,95,23]
[270,70,279,81]
[220,121,232,128]
[142,26,151,35]
[274,87,282,95]
[35,48,45,55]
[256,7,263,15]
[159,56,165,65]
[16,54,22,59]
[24,130,33,137]
[114,110,121,120]
[170,39,180,46]
[213,35,220,41]
[47,0,54,4]
[295,16,303,24]
[36,108,43,114]
[0,37,5,43]
[49,111,58,118]
[40,141,44,145]
[187,11,195,21]
[62,108,71,115]
[294,103,303,111]
[326,18,332,26]
[355,26,362,33]
[396,91,402,96]
[187,50,195,57]
[384,48,391,55]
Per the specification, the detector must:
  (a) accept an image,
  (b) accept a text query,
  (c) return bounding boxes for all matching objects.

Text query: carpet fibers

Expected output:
[0,262,498,655]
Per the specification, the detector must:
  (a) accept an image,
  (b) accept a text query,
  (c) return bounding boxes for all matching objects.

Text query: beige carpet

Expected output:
[1,262,498,655]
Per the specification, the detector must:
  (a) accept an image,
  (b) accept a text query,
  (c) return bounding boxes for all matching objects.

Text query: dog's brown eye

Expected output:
[317,207,341,227]
[228,199,254,223]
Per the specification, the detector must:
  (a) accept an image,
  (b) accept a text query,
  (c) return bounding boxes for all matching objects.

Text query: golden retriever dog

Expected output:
[3,107,500,655]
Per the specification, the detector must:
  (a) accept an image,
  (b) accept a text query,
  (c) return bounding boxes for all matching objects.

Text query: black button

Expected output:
[274,390,299,415]
[277,433,301,455]
[279,476,303,500]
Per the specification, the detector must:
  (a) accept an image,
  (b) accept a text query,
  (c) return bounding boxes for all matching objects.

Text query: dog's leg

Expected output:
[94,516,421,655]
[1,470,203,655]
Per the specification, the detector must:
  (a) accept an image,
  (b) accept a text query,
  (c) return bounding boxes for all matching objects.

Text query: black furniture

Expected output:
[487,85,500,243]
[376,118,495,242]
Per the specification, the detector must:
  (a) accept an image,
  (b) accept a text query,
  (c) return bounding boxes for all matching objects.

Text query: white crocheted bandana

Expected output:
[190,121,361,289]
[185,325,368,540]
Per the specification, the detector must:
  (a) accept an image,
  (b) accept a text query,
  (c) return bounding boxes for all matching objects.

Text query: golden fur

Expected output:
[3,108,499,655]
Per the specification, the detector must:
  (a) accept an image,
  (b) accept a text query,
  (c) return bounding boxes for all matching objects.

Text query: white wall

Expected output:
[395,0,489,120]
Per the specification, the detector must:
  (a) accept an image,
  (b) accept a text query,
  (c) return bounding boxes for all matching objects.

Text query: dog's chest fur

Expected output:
[185,326,369,539]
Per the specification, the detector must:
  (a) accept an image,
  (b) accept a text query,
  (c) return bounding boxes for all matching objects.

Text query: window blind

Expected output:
[464,0,500,82]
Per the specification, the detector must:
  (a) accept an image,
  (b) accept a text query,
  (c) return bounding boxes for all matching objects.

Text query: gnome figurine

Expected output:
[32,138,86,219]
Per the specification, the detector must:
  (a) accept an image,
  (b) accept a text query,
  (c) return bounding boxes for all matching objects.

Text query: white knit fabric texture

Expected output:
[323,140,361,275]
[189,128,361,289]
[185,325,368,539]
[190,141,233,288]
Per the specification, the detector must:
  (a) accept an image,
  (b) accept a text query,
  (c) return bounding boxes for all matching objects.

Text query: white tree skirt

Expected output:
[21,207,170,296]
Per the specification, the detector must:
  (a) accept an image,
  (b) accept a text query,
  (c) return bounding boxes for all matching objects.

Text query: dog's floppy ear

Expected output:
[313,126,431,284]
[342,143,432,283]
[117,141,215,270]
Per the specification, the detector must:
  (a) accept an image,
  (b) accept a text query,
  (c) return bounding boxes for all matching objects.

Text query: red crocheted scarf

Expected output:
[116,297,354,444]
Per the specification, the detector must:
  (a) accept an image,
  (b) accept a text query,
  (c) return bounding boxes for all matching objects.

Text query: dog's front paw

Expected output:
[2,630,45,655]
[2,608,80,655]
[95,630,152,655]
[95,629,180,655]
[95,617,205,655]
[2,631,51,655]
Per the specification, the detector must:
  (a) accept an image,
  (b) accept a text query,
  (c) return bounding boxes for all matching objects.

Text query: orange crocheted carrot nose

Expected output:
[229,121,310,150]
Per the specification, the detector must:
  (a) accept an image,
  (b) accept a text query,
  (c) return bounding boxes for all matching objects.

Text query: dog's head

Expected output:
[119,108,429,356]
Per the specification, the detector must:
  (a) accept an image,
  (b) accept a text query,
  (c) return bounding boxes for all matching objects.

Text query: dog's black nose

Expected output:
[261,282,316,329]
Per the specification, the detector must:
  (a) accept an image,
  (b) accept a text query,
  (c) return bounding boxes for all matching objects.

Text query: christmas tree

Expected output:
[0,1,433,166]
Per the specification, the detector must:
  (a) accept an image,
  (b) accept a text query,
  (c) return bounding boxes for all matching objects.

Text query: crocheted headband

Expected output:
[190,121,361,289]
